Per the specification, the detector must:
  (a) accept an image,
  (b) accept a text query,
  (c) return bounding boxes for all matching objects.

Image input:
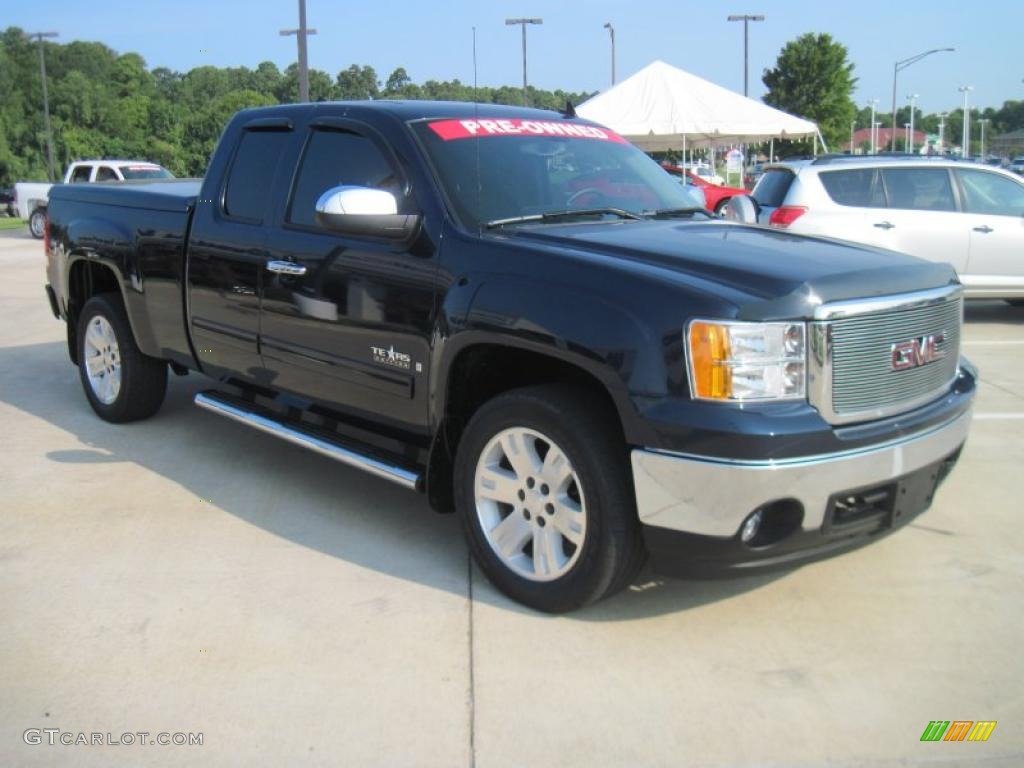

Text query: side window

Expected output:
[223,129,290,222]
[70,166,91,184]
[880,168,956,212]
[95,166,119,182]
[287,129,400,228]
[956,169,1024,217]
[819,168,885,207]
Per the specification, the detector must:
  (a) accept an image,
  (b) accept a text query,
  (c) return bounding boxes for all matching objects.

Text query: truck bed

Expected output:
[47,179,203,369]
[48,179,201,212]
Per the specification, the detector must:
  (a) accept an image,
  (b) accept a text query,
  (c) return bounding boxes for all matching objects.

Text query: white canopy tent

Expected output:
[577,60,825,153]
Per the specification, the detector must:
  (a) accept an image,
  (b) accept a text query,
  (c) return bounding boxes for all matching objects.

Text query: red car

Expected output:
[660,163,750,214]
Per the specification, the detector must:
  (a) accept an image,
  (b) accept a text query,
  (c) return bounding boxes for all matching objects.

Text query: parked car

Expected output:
[45,102,975,612]
[1009,156,1024,175]
[14,160,174,238]
[661,163,750,213]
[687,163,725,186]
[751,155,1024,302]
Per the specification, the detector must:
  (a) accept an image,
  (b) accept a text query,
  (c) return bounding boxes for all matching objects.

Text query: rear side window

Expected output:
[819,168,886,207]
[880,168,956,212]
[752,169,794,207]
[70,166,91,183]
[956,169,1024,217]
[224,130,290,222]
[287,129,400,228]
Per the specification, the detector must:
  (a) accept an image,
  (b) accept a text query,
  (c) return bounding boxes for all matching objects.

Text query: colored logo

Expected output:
[891,332,946,371]
[920,721,996,742]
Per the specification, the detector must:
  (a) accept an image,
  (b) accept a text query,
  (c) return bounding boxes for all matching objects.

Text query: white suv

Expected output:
[751,156,1024,301]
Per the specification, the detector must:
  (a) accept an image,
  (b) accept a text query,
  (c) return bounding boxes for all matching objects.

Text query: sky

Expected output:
[10,0,1024,115]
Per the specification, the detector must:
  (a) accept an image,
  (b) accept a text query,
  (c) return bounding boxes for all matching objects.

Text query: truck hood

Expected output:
[506,219,959,319]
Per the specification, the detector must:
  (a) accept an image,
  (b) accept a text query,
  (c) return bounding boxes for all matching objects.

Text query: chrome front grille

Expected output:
[808,286,963,425]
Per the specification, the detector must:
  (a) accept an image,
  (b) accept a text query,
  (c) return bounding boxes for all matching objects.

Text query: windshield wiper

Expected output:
[642,207,709,219]
[485,207,644,229]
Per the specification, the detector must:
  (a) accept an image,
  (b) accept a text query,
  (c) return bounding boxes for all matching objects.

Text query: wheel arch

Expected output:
[65,255,142,365]
[425,337,636,514]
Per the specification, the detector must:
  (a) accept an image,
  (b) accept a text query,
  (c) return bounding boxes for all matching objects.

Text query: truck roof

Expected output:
[238,100,586,123]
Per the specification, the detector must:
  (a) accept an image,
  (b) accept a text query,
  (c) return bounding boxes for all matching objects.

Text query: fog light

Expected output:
[740,510,764,543]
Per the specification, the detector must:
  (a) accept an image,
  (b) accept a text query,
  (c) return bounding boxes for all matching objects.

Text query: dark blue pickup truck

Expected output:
[44,101,975,612]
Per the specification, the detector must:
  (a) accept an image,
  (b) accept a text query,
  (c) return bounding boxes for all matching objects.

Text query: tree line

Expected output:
[0,26,592,183]
[3,26,1022,185]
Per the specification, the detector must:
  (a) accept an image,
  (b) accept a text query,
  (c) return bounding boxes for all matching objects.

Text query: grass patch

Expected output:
[0,217,26,231]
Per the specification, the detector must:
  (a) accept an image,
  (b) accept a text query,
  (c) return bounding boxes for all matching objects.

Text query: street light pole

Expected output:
[727,14,765,97]
[868,99,879,154]
[506,18,543,106]
[904,123,911,149]
[26,31,58,182]
[603,23,616,85]
[906,93,918,154]
[938,112,947,154]
[889,47,954,151]
[959,85,973,157]
[280,0,318,102]
[850,120,856,154]
[978,118,989,159]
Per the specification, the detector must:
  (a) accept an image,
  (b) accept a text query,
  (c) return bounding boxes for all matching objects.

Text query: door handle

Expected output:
[266,260,307,276]
[873,221,895,230]
[973,225,994,234]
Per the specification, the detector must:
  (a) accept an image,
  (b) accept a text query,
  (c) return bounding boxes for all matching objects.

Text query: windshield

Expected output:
[411,117,699,228]
[120,165,174,180]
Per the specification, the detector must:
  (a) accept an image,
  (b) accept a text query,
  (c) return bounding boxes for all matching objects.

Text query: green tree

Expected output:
[762,33,857,151]
[335,65,379,101]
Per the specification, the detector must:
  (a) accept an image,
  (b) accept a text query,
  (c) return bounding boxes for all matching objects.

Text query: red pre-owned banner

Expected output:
[427,118,627,143]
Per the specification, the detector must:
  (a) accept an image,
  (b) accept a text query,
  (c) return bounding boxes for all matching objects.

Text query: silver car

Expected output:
[752,156,1024,301]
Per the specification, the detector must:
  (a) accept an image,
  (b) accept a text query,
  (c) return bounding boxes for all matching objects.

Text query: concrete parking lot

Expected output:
[1,227,1022,767]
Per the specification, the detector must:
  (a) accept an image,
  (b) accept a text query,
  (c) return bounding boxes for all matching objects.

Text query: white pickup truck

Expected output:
[14,160,174,238]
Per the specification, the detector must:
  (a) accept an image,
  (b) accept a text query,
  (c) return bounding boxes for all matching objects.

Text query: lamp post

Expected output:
[726,14,765,97]
[26,31,58,182]
[850,120,856,154]
[904,123,911,150]
[279,0,317,102]
[506,18,543,106]
[959,85,973,157]
[873,121,882,155]
[603,22,616,85]
[978,118,990,160]
[938,112,947,154]
[868,99,879,154]
[906,93,919,154]
[889,47,954,151]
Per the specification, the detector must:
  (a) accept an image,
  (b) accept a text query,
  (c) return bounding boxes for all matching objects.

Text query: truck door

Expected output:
[259,119,440,431]
[187,121,293,384]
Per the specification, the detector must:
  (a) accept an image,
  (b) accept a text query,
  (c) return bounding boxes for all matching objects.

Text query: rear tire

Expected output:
[29,208,45,239]
[454,384,645,613]
[714,197,732,215]
[77,293,167,423]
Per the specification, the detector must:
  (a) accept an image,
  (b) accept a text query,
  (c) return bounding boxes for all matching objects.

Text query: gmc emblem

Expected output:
[891,332,946,371]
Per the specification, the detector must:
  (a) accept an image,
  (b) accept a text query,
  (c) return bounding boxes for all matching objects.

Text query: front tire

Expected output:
[77,293,167,422]
[29,208,46,239]
[714,197,732,215]
[454,385,645,613]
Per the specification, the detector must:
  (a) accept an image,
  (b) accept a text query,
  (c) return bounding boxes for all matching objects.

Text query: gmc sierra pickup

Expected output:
[44,102,975,612]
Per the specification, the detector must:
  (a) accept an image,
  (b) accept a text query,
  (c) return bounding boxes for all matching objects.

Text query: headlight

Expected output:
[687,319,806,401]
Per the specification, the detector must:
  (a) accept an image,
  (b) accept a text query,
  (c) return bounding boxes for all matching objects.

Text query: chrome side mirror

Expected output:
[314,185,421,243]
[721,195,759,224]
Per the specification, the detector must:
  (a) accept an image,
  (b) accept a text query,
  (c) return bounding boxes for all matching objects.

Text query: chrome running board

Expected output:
[194,391,421,491]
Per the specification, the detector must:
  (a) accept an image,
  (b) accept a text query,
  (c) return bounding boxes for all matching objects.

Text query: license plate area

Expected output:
[823,460,946,538]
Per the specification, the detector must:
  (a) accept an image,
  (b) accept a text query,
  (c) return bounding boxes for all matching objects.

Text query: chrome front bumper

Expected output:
[631,409,972,538]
